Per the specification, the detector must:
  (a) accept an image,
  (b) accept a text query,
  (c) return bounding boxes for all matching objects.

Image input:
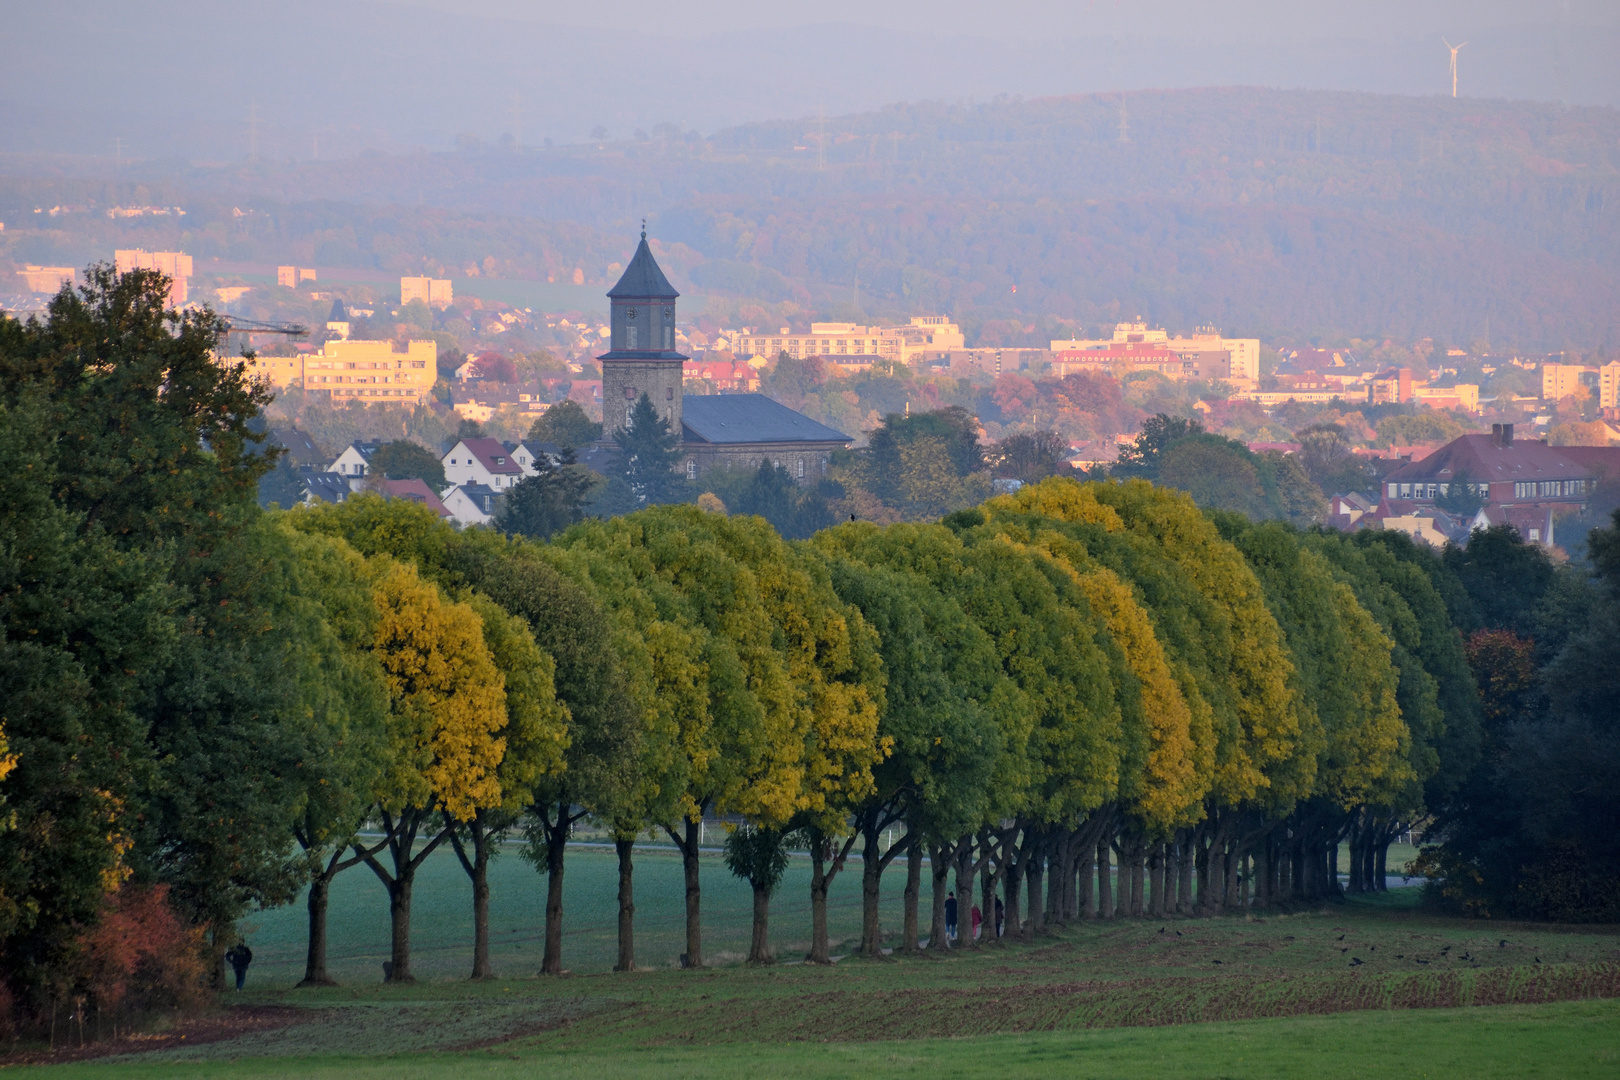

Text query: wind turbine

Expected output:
[1443,38,1467,98]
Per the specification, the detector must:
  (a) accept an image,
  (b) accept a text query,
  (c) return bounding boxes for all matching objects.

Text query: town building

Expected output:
[267,428,328,469]
[374,478,451,518]
[277,266,317,288]
[325,299,351,340]
[1542,362,1599,402]
[679,395,852,481]
[16,266,75,293]
[442,437,524,490]
[298,339,438,404]
[735,323,903,365]
[890,316,967,363]
[401,276,453,307]
[597,233,853,483]
[329,439,385,482]
[295,468,351,505]
[115,249,191,306]
[1372,423,1598,546]
[1599,362,1620,410]
[1051,323,1260,384]
[440,483,502,527]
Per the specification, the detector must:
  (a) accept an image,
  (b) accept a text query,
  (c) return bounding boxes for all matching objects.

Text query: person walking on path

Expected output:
[970,904,982,941]
[994,897,1005,939]
[945,891,959,943]
[225,943,253,991]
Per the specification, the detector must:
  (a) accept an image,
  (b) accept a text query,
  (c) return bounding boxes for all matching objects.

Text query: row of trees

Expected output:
[3,273,1611,1036]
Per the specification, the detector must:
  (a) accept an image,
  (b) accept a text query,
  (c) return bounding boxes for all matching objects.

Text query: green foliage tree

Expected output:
[528,399,602,449]
[1113,414,1202,478]
[1440,524,1555,636]
[722,826,796,963]
[988,430,1072,483]
[614,393,686,504]
[495,449,597,540]
[1294,423,1372,496]
[369,440,447,489]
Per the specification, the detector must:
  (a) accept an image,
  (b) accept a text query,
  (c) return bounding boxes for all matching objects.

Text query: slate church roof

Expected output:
[681,394,851,445]
[607,233,679,299]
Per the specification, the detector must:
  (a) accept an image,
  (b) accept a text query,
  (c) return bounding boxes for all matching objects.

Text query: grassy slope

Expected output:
[12,884,1617,1078]
[22,1000,1620,1079]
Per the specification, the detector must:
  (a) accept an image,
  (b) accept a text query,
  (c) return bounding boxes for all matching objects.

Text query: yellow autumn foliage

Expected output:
[369,559,508,822]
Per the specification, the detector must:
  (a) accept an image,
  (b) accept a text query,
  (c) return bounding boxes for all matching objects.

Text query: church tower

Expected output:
[599,230,685,438]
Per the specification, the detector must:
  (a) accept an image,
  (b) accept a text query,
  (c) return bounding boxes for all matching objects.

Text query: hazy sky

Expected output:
[397,0,1617,39]
[2,0,1615,159]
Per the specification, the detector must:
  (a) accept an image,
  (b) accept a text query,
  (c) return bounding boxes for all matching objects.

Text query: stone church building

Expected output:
[598,233,852,483]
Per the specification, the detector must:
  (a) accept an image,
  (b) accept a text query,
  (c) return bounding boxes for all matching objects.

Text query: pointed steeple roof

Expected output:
[607,231,679,299]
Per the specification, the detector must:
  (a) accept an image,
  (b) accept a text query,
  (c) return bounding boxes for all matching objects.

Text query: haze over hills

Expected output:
[3,88,1616,349]
[2,0,1618,159]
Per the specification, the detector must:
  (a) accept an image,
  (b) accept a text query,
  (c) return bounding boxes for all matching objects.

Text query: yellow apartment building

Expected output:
[1542,362,1598,402]
[240,339,438,405]
[1601,362,1620,409]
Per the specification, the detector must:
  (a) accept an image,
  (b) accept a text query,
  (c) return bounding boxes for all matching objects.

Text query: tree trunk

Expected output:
[1130,849,1146,918]
[615,837,636,972]
[805,827,852,964]
[902,839,922,953]
[1047,834,1070,923]
[929,842,952,949]
[681,817,703,968]
[1025,841,1045,936]
[387,865,415,982]
[1178,833,1195,915]
[1195,827,1211,914]
[1076,837,1095,918]
[1095,836,1113,920]
[1346,811,1365,893]
[859,822,885,956]
[749,883,773,963]
[979,838,998,943]
[469,818,494,979]
[542,806,568,975]
[1002,839,1023,941]
[1204,831,1226,915]
[299,866,337,987]
[954,840,976,946]
[1148,841,1165,919]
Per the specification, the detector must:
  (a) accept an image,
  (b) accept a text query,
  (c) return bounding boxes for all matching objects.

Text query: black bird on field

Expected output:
[1212,959,1223,964]
[1500,940,1509,948]
[1337,934,1345,941]
[1350,957,1363,966]
[1159,927,1166,934]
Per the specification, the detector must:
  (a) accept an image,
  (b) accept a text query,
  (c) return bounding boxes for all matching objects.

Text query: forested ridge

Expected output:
[0,275,1615,1040]
[4,87,1616,347]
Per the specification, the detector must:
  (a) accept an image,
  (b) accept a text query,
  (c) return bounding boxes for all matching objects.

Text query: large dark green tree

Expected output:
[614,392,686,504]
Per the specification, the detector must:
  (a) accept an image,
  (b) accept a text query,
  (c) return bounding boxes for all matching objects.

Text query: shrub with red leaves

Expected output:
[73,884,209,1018]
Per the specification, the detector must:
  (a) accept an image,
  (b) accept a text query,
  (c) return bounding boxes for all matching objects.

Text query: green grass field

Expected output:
[8,842,1618,1078]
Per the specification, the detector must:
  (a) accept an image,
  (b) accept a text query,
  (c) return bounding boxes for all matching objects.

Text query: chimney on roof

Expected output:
[1491,422,1514,447]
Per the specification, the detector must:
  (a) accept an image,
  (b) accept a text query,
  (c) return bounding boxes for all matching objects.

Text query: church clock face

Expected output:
[626,306,637,319]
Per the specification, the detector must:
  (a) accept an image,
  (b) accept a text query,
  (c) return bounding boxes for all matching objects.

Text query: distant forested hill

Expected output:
[4,88,1616,348]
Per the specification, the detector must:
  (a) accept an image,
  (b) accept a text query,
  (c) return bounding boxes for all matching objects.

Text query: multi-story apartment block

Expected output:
[401,276,453,307]
[1542,362,1599,402]
[736,323,901,363]
[115,249,192,306]
[240,339,437,404]
[16,266,75,293]
[1051,322,1259,384]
